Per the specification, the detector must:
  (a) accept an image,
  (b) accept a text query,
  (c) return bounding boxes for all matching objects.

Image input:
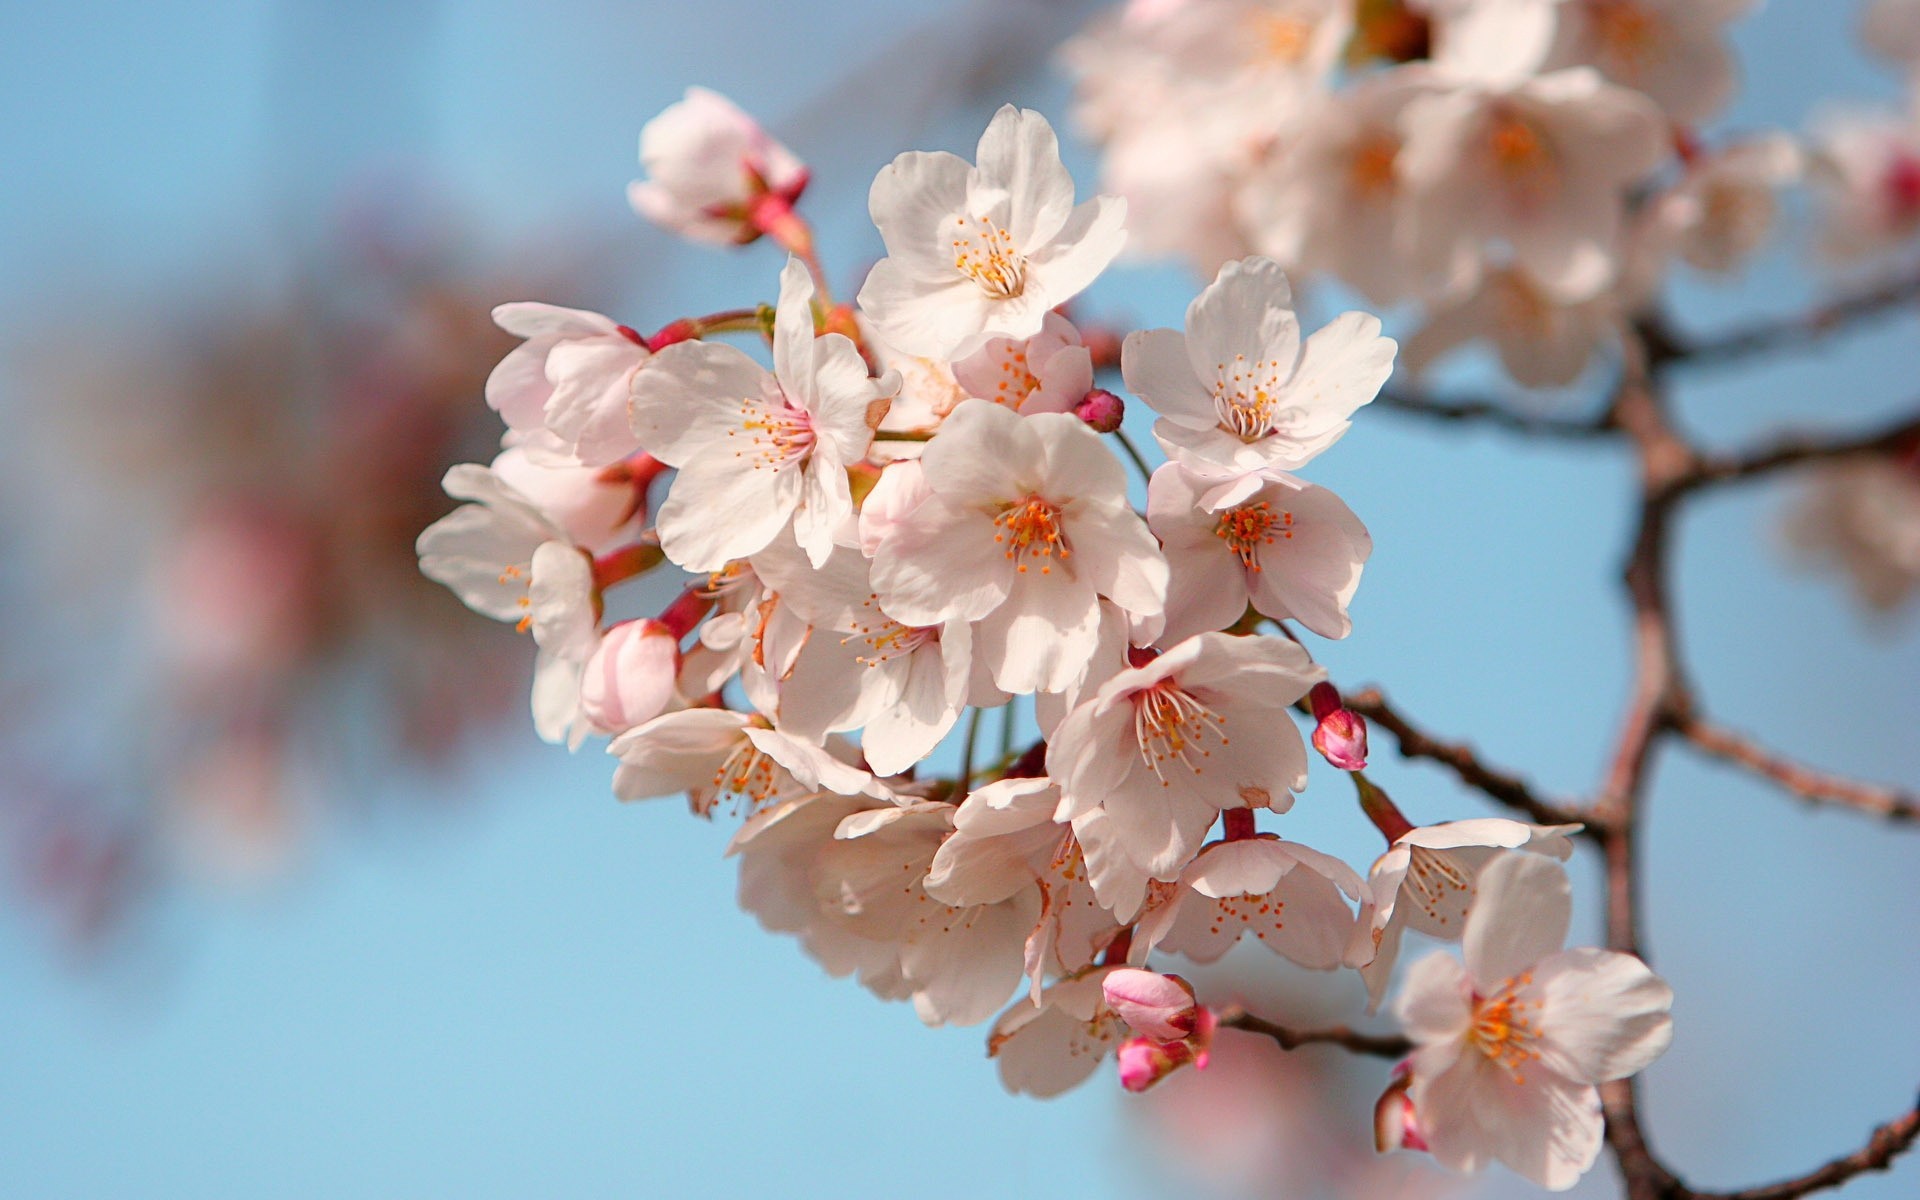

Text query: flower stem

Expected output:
[1112,428,1155,487]
[957,705,985,800]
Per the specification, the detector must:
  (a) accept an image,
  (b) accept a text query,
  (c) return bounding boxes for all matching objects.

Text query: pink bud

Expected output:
[1116,1036,1194,1093]
[1309,682,1369,770]
[1074,387,1125,433]
[1103,969,1198,1041]
[579,619,680,734]
[1374,1069,1429,1153]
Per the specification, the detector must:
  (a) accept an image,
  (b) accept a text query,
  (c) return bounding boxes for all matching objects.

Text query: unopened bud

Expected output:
[1374,1067,1429,1153]
[1309,682,1369,770]
[1102,968,1199,1042]
[1074,387,1125,433]
[579,619,681,734]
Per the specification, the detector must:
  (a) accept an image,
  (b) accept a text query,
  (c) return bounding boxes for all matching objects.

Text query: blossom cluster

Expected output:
[417,82,1674,1193]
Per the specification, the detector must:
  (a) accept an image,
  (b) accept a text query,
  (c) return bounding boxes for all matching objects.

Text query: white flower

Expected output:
[869,399,1167,695]
[1353,818,1580,1011]
[1049,632,1322,886]
[1643,134,1802,275]
[858,105,1127,360]
[1133,833,1364,970]
[630,257,897,572]
[1399,68,1668,303]
[1394,852,1673,1191]
[1403,262,1624,390]
[607,708,880,815]
[627,87,809,246]
[415,464,599,745]
[1807,108,1920,264]
[950,311,1094,416]
[1123,256,1396,510]
[1148,463,1371,642]
[924,776,1125,999]
[1543,0,1755,125]
[988,966,1127,1097]
[486,303,650,467]
[488,444,646,552]
[1784,457,1920,612]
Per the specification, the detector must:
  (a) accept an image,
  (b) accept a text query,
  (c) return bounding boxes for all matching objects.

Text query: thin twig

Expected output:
[1684,1096,1920,1200]
[1344,688,1595,833]
[1681,412,1920,492]
[1668,272,1920,370]
[1374,387,1615,439]
[1675,715,1920,823]
[1217,1008,1412,1059]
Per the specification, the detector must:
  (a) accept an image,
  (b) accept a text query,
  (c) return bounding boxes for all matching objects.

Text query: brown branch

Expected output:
[1675,715,1920,823]
[1216,1008,1411,1059]
[1346,688,1597,833]
[1683,1096,1920,1200]
[1374,387,1615,439]
[1668,272,1920,370]
[1682,412,1920,492]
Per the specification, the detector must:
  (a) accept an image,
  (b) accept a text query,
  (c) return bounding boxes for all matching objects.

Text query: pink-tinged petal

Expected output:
[655,456,801,573]
[972,104,1076,248]
[867,149,974,277]
[1024,194,1128,305]
[527,541,596,659]
[1122,328,1216,428]
[530,647,587,748]
[871,495,1011,626]
[578,619,679,734]
[1395,950,1475,1046]
[1401,817,1578,855]
[1274,310,1396,438]
[989,970,1121,1098]
[808,335,891,464]
[1528,948,1674,1084]
[793,449,851,568]
[1102,968,1199,1041]
[485,338,556,432]
[920,398,1050,504]
[973,570,1103,695]
[771,256,818,403]
[608,708,751,801]
[1416,1055,1604,1191]
[858,460,932,558]
[1071,807,1153,921]
[745,726,877,798]
[1245,481,1372,640]
[626,340,776,466]
[1462,851,1572,990]
[491,301,619,341]
[1183,256,1299,384]
[902,893,1038,1028]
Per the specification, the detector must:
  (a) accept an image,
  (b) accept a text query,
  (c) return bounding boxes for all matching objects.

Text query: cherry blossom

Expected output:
[1785,456,1920,611]
[1393,852,1673,1190]
[950,311,1095,415]
[1542,0,1755,125]
[627,87,809,247]
[485,303,651,467]
[858,105,1127,359]
[1132,833,1363,970]
[868,399,1167,695]
[630,257,897,571]
[1147,462,1371,642]
[988,966,1127,1098]
[1643,134,1803,275]
[1122,256,1396,509]
[1049,632,1322,885]
[1808,108,1920,263]
[1403,262,1624,389]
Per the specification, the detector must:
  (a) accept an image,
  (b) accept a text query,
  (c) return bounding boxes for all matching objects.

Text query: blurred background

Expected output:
[1,1,1915,1197]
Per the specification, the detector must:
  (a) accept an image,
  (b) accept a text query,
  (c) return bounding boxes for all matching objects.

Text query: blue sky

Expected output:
[3,3,1918,1197]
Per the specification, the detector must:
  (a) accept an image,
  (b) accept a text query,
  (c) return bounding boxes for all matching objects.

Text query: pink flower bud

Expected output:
[1373,1069,1429,1153]
[1309,682,1369,770]
[1116,1036,1192,1093]
[579,619,680,734]
[1103,968,1199,1041]
[1074,387,1125,433]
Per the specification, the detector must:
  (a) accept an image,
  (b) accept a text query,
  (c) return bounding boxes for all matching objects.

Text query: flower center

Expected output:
[988,347,1042,408]
[728,392,816,471]
[950,214,1027,299]
[706,738,781,816]
[1211,352,1299,442]
[498,562,534,633]
[1489,111,1557,202]
[1253,13,1314,64]
[1213,502,1294,570]
[1132,681,1231,786]
[1589,0,1658,67]
[1470,975,1542,1081]
[1348,132,1400,198]
[993,496,1071,575]
[844,619,936,667]
[1402,845,1474,932]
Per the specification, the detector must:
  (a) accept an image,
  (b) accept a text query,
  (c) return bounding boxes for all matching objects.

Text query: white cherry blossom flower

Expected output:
[1643,134,1802,274]
[1133,833,1363,970]
[489,444,647,552]
[486,303,650,467]
[1394,852,1673,1191]
[1049,632,1323,885]
[988,966,1126,1098]
[1785,456,1920,612]
[858,105,1127,359]
[1543,0,1755,125]
[630,257,897,572]
[1148,463,1371,642]
[1808,108,1920,264]
[951,311,1095,415]
[1123,256,1396,510]
[627,87,809,246]
[1403,262,1625,390]
[869,399,1167,695]
[607,708,880,815]
[1399,68,1668,303]
[1353,817,1580,1011]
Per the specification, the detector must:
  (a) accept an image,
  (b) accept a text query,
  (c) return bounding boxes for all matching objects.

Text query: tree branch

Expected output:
[1685,1095,1920,1200]
[1682,412,1920,492]
[1216,1008,1412,1059]
[1374,387,1615,439]
[1667,272,1920,370]
[1346,688,1596,833]
[1674,715,1920,823]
